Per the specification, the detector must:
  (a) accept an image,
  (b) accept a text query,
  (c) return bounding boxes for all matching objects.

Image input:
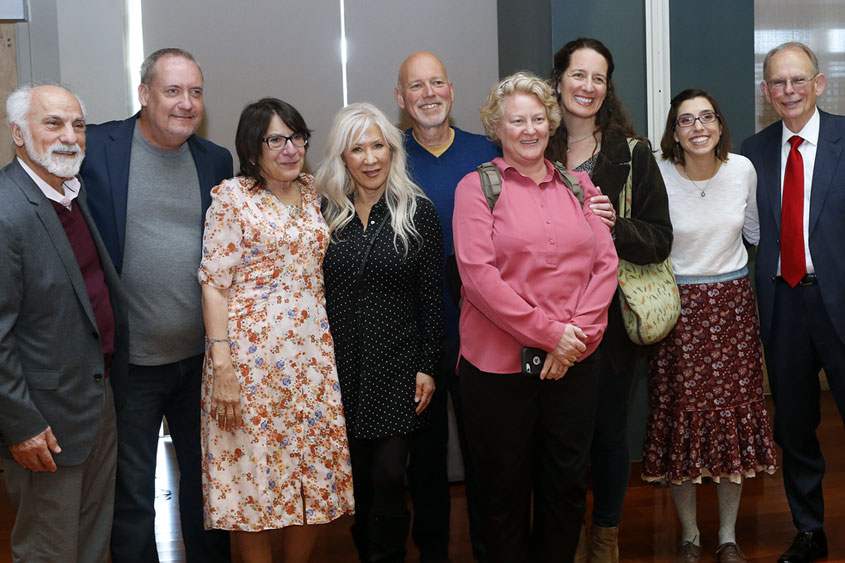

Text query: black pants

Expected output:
[766,280,845,531]
[110,354,230,563]
[408,341,486,562]
[459,353,600,563]
[349,435,412,562]
[590,346,639,528]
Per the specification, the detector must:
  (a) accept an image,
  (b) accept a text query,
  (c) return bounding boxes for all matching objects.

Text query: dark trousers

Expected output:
[409,342,486,562]
[459,353,600,563]
[589,347,637,528]
[349,435,413,562]
[110,354,230,563]
[766,280,845,532]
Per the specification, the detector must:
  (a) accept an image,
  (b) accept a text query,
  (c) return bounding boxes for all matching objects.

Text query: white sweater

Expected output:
[659,154,759,277]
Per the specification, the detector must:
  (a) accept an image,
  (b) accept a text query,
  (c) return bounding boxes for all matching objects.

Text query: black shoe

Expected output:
[778,529,828,563]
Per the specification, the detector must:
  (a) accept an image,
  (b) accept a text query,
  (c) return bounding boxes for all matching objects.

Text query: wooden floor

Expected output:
[0,393,842,562]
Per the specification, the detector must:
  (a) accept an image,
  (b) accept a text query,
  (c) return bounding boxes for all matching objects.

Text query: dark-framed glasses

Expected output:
[766,74,817,93]
[262,133,308,150]
[676,111,719,128]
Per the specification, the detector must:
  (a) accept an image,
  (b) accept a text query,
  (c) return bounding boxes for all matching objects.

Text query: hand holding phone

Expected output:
[521,347,547,377]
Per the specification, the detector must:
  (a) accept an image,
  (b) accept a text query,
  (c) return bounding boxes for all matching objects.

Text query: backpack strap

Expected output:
[551,161,584,206]
[477,160,586,212]
[618,138,639,219]
[477,162,502,212]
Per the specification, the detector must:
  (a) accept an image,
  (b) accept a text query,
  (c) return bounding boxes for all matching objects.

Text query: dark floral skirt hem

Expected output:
[641,275,778,484]
[641,401,778,484]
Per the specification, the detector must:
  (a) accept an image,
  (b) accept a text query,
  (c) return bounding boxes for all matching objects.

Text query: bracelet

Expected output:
[206,337,230,345]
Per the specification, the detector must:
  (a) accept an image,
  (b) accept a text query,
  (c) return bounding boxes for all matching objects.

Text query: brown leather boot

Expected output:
[590,525,619,563]
[574,524,588,563]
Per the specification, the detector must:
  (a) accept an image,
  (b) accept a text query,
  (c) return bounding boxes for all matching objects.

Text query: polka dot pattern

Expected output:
[324,195,444,439]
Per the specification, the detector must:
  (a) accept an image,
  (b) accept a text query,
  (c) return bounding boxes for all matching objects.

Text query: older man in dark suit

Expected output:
[741,41,845,563]
[0,84,128,562]
[79,47,232,563]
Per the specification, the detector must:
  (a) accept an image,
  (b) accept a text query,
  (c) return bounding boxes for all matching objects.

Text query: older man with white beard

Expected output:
[0,84,128,562]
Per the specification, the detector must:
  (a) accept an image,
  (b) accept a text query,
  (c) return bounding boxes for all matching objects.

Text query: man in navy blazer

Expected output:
[1,84,128,562]
[741,42,845,563]
[80,48,232,563]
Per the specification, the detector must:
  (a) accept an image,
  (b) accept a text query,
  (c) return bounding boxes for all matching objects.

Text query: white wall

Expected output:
[16,0,499,172]
[15,0,128,124]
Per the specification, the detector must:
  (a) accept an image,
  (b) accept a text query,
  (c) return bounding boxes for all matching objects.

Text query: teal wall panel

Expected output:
[669,0,755,148]
[550,0,648,136]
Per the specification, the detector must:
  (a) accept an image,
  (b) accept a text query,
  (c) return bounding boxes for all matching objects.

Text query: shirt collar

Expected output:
[17,157,81,209]
[496,156,557,184]
[781,107,820,147]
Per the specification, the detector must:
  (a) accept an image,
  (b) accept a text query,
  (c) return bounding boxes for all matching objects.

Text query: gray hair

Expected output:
[6,84,87,130]
[763,42,820,81]
[140,48,202,85]
[316,102,426,255]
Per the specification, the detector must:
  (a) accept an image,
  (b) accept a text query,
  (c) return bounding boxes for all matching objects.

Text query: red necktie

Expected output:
[781,135,806,287]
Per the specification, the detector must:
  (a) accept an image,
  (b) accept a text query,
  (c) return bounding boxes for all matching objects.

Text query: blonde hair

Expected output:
[479,71,561,143]
[316,102,427,255]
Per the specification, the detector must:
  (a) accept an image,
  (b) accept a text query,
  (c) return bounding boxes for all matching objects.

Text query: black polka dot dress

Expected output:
[324,195,444,440]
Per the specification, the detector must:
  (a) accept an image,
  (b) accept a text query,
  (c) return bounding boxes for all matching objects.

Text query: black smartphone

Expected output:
[521,346,547,377]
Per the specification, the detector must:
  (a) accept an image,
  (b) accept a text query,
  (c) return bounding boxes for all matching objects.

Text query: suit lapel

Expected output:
[760,127,784,230]
[105,116,137,258]
[188,136,213,214]
[77,183,120,291]
[9,162,98,330]
[809,111,843,235]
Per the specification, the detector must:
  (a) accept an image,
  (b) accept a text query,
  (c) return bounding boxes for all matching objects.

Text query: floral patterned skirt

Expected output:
[641,274,777,484]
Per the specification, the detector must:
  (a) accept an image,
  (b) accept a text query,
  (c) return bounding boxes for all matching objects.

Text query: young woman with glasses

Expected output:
[642,88,778,563]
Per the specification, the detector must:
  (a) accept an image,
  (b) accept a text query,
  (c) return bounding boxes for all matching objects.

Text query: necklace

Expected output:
[681,164,718,197]
[567,130,597,152]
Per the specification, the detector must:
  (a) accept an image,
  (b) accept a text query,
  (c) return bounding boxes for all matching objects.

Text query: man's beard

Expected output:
[22,127,84,179]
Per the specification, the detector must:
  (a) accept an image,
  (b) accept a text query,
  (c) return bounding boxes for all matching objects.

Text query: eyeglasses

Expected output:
[262,133,308,150]
[675,111,719,128]
[766,75,817,93]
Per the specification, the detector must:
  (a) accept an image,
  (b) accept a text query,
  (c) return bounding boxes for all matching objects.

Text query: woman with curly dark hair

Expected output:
[545,37,673,562]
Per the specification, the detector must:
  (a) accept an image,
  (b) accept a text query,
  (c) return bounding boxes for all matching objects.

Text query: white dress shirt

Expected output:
[17,157,81,210]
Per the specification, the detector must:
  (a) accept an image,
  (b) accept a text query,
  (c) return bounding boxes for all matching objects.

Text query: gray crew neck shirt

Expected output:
[121,122,204,365]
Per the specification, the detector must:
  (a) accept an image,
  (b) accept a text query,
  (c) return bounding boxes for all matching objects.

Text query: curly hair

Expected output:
[479,71,562,143]
[546,37,646,163]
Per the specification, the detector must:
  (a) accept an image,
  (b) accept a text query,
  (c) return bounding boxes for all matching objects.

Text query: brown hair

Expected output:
[659,88,731,165]
[546,37,646,163]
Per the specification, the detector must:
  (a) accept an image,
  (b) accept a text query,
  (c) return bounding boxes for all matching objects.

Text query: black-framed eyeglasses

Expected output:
[675,111,719,128]
[262,134,308,150]
[766,74,818,93]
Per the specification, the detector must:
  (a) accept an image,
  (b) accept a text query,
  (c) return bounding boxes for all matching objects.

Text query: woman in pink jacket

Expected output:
[453,72,619,563]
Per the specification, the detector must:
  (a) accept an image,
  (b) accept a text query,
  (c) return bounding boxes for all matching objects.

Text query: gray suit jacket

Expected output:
[0,159,128,466]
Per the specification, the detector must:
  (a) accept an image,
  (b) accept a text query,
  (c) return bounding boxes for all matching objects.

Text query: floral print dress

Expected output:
[198,175,354,530]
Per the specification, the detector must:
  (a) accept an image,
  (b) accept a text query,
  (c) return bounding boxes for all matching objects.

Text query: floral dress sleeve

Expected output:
[198,178,247,290]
